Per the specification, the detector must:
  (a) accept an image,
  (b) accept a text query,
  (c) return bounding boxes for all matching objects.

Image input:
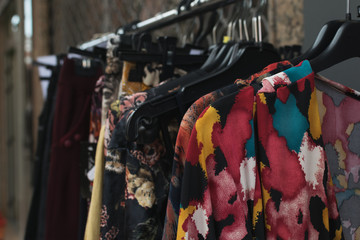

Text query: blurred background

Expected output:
[2,1,182,239]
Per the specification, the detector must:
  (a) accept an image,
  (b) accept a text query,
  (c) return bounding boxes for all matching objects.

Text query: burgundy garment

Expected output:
[45,58,103,240]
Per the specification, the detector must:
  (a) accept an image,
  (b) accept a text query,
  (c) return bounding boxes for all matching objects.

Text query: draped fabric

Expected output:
[176,61,344,239]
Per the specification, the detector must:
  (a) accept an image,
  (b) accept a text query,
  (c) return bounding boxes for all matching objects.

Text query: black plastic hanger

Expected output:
[118,51,208,65]
[310,20,360,73]
[201,42,234,72]
[68,46,107,63]
[228,41,248,66]
[117,36,208,67]
[125,42,280,141]
[117,33,206,56]
[293,0,357,67]
[211,42,239,73]
[194,10,219,46]
[33,61,57,71]
[193,14,205,45]
[198,43,222,70]
[291,20,344,65]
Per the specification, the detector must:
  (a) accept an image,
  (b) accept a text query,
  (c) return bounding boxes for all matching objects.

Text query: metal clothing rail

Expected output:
[79,0,236,50]
[78,33,115,50]
[117,0,237,34]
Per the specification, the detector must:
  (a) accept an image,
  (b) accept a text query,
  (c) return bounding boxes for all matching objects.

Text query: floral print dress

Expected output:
[100,65,186,240]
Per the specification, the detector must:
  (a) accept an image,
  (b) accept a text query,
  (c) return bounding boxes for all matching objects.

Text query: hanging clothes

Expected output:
[100,60,187,239]
[314,75,360,240]
[45,58,103,240]
[162,60,293,240]
[254,62,342,239]
[79,75,105,200]
[82,35,124,240]
[24,3,360,239]
[176,61,344,239]
[25,64,60,240]
[78,75,106,240]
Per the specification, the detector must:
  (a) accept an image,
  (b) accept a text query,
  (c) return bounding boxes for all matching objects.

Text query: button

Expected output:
[64,140,72,148]
[74,134,82,141]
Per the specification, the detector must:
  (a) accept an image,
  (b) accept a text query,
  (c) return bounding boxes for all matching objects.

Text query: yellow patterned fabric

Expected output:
[118,62,153,97]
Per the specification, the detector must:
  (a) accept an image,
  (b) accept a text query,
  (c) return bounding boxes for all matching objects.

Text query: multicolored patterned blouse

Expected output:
[315,75,360,240]
[162,61,293,240]
[176,61,344,239]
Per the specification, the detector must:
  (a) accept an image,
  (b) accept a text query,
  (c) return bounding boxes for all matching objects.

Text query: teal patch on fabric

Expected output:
[245,119,255,157]
[335,189,355,207]
[332,177,342,190]
[273,94,309,152]
[284,60,312,83]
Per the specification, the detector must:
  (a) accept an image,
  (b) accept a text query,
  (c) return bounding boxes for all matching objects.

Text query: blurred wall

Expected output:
[0,0,33,239]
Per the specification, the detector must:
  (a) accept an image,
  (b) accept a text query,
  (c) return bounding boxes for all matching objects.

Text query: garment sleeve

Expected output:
[176,105,216,240]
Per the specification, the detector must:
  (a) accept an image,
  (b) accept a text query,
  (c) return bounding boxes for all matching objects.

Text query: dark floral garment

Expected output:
[177,61,343,239]
[101,91,177,240]
[101,92,148,239]
[102,36,123,126]
[101,66,186,239]
[162,61,293,240]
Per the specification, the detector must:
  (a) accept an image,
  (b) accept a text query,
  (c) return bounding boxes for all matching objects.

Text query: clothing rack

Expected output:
[117,0,237,34]
[78,0,236,50]
[79,33,115,50]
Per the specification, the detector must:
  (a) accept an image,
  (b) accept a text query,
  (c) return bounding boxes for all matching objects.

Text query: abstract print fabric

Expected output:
[162,61,293,240]
[256,62,342,239]
[177,61,343,240]
[315,75,360,240]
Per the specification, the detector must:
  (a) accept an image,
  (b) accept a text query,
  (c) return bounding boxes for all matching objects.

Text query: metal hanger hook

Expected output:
[243,0,252,13]
[346,0,351,20]
[258,0,267,12]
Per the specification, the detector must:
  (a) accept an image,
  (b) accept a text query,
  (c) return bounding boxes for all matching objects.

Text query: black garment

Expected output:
[78,197,88,240]
[25,66,60,240]
[36,81,58,240]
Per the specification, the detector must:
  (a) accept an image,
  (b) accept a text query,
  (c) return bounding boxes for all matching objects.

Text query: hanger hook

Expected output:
[230,1,245,41]
[256,0,267,42]
[259,0,267,12]
[243,0,252,12]
[212,8,223,44]
[346,0,352,20]
[227,1,241,40]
